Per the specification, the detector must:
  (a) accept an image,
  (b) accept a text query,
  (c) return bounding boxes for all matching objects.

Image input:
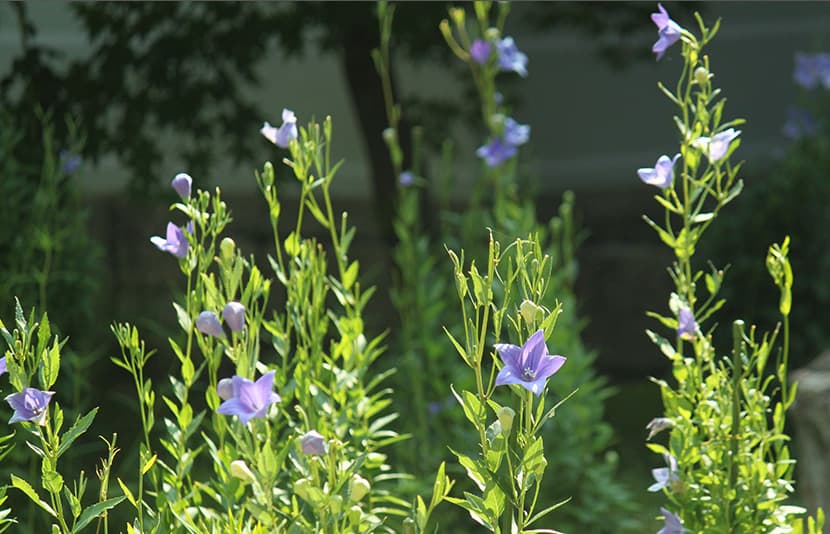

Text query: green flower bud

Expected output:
[294,477,313,503]
[348,504,362,525]
[694,66,710,85]
[498,406,515,436]
[229,460,255,484]
[329,494,343,516]
[220,237,236,261]
[520,299,543,326]
[349,474,371,502]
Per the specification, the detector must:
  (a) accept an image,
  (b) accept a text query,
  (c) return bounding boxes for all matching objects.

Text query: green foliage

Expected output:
[642,11,824,533]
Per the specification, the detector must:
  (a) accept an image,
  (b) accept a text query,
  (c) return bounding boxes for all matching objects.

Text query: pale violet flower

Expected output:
[217,371,281,424]
[638,154,680,189]
[150,222,188,259]
[651,4,683,61]
[794,52,830,90]
[399,171,414,187]
[171,173,192,200]
[494,330,566,396]
[496,37,528,77]
[0,357,6,377]
[222,302,245,332]
[677,307,698,341]
[261,109,298,148]
[658,507,684,534]
[693,128,741,163]
[783,107,817,140]
[470,39,492,65]
[649,454,679,492]
[196,311,224,338]
[477,138,517,167]
[217,378,233,401]
[60,150,82,175]
[301,430,328,456]
[503,118,530,146]
[5,388,55,425]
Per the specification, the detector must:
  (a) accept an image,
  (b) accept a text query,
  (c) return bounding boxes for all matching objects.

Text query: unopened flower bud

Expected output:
[220,237,236,261]
[382,127,396,144]
[217,378,233,401]
[646,417,674,440]
[196,311,224,338]
[348,504,362,525]
[498,406,515,436]
[484,27,500,42]
[171,173,192,200]
[301,430,328,456]
[520,299,543,326]
[229,460,255,484]
[222,301,246,332]
[329,494,343,516]
[694,66,710,85]
[402,518,416,534]
[349,474,371,502]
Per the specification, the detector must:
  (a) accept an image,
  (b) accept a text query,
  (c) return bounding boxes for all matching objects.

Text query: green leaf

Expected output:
[116,478,137,509]
[342,260,359,291]
[141,454,158,475]
[172,303,191,333]
[73,496,126,532]
[57,408,98,458]
[11,475,56,517]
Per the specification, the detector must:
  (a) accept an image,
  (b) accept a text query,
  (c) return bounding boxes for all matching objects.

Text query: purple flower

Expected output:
[783,107,817,140]
[794,52,830,90]
[301,430,328,456]
[196,311,224,338]
[222,301,245,332]
[5,388,55,425]
[477,138,517,167]
[494,330,566,396]
[399,171,415,187]
[60,150,82,175]
[651,4,682,61]
[693,128,741,163]
[503,117,530,146]
[150,222,188,259]
[261,108,298,148]
[658,507,684,534]
[496,37,528,77]
[217,371,281,424]
[0,357,6,377]
[649,454,679,492]
[171,173,192,200]
[470,39,492,65]
[638,153,680,189]
[677,307,698,341]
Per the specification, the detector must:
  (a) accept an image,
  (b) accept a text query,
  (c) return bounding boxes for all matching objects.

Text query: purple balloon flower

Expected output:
[638,153,680,189]
[222,301,246,332]
[783,107,818,140]
[693,128,741,163]
[477,138,517,168]
[649,454,679,492]
[503,117,530,146]
[794,52,830,90]
[171,173,192,200]
[217,371,281,424]
[470,39,492,65]
[217,378,233,401]
[677,307,698,341]
[494,330,567,396]
[651,4,682,61]
[60,150,82,175]
[399,171,415,187]
[196,311,224,338]
[0,357,6,377]
[301,430,328,456]
[150,222,188,259]
[261,108,298,148]
[496,37,528,77]
[658,507,684,534]
[5,387,56,425]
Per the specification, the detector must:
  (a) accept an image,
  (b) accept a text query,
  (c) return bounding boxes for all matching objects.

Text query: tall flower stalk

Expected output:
[640,5,824,533]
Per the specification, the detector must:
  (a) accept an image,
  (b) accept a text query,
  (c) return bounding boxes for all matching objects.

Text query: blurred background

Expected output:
[2,1,830,529]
